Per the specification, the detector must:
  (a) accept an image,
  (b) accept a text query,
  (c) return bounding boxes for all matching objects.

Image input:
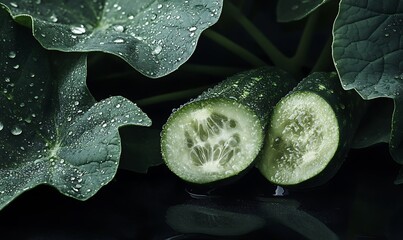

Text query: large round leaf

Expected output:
[333,0,403,100]
[0,8,151,210]
[332,0,403,163]
[0,0,223,78]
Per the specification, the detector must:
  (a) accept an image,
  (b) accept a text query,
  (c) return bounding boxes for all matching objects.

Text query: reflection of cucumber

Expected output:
[258,72,365,186]
[258,199,339,240]
[166,203,266,236]
[161,67,295,184]
[166,198,338,239]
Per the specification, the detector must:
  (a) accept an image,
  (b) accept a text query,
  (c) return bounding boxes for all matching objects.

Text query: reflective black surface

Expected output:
[0,144,402,240]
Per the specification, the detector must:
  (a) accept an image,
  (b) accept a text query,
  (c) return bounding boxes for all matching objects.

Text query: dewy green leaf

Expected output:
[332,0,403,162]
[0,9,151,210]
[333,0,403,100]
[0,0,223,78]
[276,0,330,22]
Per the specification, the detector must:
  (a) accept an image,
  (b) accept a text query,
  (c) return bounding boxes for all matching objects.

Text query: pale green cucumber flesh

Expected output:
[259,92,339,185]
[162,99,263,184]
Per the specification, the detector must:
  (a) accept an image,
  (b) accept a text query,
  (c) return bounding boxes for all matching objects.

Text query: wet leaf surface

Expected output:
[0,9,151,210]
[332,0,403,163]
[0,0,223,78]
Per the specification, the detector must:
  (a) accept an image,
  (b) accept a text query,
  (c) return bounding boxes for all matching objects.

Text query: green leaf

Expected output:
[351,98,392,149]
[276,0,330,22]
[0,0,223,78]
[0,9,151,210]
[333,0,403,100]
[333,0,403,162]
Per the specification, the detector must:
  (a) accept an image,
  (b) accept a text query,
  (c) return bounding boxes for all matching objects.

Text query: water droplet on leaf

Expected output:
[11,126,22,136]
[152,45,162,55]
[50,14,58,22]
[113,25,125,32]
[8,51,16,59]
[113,38,125,43]
[70,25,86,35]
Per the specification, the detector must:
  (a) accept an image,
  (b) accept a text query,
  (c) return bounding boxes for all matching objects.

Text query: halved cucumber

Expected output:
[258,72,366,186]
[161,67,296,184]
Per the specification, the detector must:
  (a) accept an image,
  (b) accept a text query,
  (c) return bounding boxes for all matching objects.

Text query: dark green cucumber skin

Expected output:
[161,67,296,185]
[193,67,297,131]
[270,72,366,188]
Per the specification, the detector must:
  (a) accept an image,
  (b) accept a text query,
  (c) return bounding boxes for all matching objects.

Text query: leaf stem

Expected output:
[289,11,320,75]
[95,71,136,81]
[235,0,246,8]
[311,35,333,72]
[202,29,266,67]
[179,64,244,76]
[136,86,210,107]
[95,64,242,81]
[224,2,290,69]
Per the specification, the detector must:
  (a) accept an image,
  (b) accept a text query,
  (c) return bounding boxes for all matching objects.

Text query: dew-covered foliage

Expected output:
[0,0,223,78]
[332,0,403,165]
[0,9,151,209]
[0,0,223,210]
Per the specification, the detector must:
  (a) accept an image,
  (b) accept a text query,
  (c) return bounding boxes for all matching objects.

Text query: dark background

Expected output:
[1,1,402,239]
